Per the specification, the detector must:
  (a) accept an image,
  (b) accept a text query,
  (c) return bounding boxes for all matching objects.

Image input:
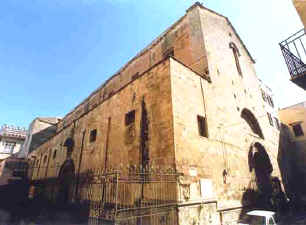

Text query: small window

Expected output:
[229,42,242,76]
[266,95,274,108]
[2,142,16,154]
[53,150,57,159]
[274,117,280,130]
[292,124,304,137]
[267,112,273,126]
[43,155,48,164]
[197,115,208,137]
[90,129,97,142]
[269,96,274,108]
[261,89,267,102]
[125,110,135,126]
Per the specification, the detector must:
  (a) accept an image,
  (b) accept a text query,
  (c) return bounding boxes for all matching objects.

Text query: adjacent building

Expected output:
[20,117,61,158]
[0,125,27,160]
[29,3,284,225]
[259,80,280,130]
[293,0,306,28]
[279,101,306,203]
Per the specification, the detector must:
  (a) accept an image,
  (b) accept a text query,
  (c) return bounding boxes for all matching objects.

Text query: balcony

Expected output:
[280,28,306,90]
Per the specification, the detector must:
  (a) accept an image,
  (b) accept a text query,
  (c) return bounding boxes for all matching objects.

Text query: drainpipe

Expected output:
[104,117,111,171]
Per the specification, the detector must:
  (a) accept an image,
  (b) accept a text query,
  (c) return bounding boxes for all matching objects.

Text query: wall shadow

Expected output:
[238,142,287,223]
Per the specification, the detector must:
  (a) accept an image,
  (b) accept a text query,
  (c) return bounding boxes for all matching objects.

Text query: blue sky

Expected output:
[0,0,305,128]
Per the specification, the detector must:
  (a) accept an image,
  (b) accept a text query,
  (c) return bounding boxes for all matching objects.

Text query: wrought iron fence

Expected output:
[77,168,181,222]
[28,162,181,224]
[280,28,306,79]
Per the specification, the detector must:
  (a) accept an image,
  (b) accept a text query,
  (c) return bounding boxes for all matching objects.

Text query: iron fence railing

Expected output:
[29,166,181,223]
[280,28,306,79]
[78,168,180,221]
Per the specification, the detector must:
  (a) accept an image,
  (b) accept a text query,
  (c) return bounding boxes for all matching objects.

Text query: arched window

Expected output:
[241,108,264,139]
[63,137,74,158]
[229,42,242,76]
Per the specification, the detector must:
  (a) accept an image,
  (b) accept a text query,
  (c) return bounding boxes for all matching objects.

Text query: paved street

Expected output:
[1,206,306,225]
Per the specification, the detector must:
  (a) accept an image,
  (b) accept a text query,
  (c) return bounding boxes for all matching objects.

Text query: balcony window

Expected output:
[267,113,273,126]
[1,141,16,154]
[274,117,280,130]
[292,123,304,137]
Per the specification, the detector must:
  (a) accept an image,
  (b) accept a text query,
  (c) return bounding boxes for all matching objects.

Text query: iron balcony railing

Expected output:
[280,28,306,82]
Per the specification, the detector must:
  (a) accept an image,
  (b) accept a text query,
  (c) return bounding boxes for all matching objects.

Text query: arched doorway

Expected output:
[248,142,273,207]
[57,159,75,204]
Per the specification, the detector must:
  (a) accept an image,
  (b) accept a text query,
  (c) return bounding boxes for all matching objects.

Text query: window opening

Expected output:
[125,110,135,126]
[229,42,242,76]
[197,115,208,137]
[90,129,97,142]
[293,123,304,137]
[267,112,273,126]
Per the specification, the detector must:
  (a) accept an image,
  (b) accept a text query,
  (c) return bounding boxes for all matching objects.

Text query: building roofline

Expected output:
[192,2,256,64]
[59,2,255,123]
[280,100,306,110]
[62,10,189,121]
[36,117,60,125]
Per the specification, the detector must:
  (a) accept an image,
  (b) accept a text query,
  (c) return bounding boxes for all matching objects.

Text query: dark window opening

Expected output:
[197,115,208,137]
[43,155,48,164]
[267,95,274,108]
[267,112,273,126]
[261,89,267,102]
[53,150,57,159]
[229,42,242,76]
[125,110,135,126]
[90,129,97,142]
[292,124,304,137]
[2,141,16,154]
[274,117,280,130]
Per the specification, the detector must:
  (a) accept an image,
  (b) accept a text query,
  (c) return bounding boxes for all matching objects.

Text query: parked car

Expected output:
[238,210,278,225]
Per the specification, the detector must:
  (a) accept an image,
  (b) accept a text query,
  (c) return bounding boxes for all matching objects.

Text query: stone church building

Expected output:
[29,3,282,225]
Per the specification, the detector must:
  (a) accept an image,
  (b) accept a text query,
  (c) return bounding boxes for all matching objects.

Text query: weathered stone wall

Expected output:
[170,5,282,223]
[30,59,175,202]
[279,102,306,201]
